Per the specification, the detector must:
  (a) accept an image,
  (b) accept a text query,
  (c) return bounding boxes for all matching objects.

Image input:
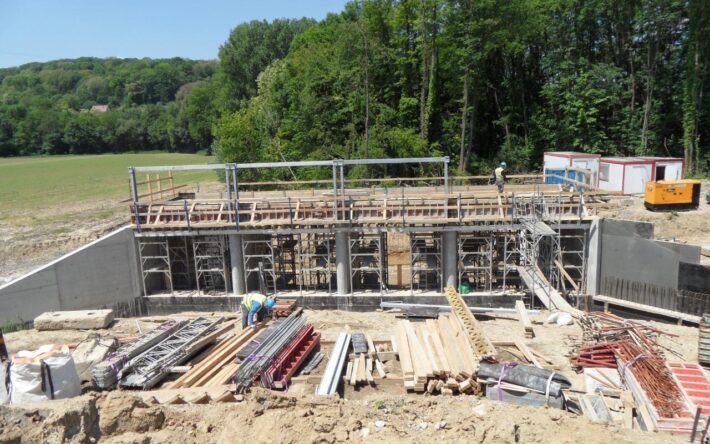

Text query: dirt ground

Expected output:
[598,179,710,263]
[1,309,696,443]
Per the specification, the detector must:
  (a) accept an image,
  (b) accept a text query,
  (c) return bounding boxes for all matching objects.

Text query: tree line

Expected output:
[1,1,708,176]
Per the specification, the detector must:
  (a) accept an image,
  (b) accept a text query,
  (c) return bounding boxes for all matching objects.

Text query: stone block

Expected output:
[71,336,118,381]
[34,309,114,331]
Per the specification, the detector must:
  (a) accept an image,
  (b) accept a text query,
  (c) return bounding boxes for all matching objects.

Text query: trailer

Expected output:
[598,157,653,195]
[543,151,600,189]
[639,157,684,181]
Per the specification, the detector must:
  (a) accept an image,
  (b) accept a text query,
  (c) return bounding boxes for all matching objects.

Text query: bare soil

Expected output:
[1,309,695,443]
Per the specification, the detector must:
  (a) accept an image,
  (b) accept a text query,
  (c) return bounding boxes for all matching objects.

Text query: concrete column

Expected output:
[335,231,351,295]
[229,234,246,296]
[442,231,458,289]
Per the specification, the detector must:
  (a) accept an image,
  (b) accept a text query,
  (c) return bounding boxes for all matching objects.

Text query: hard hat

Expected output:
[500,161,507,167]
[265,297,276,310]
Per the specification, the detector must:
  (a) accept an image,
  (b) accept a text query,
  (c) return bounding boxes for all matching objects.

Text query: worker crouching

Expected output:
[241,293,276,329]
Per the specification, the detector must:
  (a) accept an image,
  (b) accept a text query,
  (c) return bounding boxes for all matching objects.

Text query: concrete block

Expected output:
[34,309,114,331]
[71,336,118,381]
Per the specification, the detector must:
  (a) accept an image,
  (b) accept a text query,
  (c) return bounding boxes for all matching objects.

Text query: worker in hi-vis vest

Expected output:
[241,293,276,329]
[493,161,507,193]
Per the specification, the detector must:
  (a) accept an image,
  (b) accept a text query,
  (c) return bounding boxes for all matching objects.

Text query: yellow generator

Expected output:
[644,179,701,211]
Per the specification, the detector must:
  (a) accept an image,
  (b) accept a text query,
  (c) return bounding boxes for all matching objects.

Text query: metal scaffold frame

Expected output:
[274,234,298,290]
[458,233,494,292]
[168,236,193,290]
[138,239,173,296]
[409,232,442,294]
[297,232,334,294]
[242,236,276,294]
[350,232,387,294]
[557,229,588,294]
[500,233,519,291]
[193,236,227,295]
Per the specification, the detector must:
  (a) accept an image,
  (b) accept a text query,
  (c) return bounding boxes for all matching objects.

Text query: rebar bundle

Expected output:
[233,309,305,393]
[92,319,184,389]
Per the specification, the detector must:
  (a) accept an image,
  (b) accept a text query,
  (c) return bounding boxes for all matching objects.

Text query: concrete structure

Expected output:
[544,151,601,188]
[598,157,653,195]
[34,309,114,331]
[0,227,141,324]
[640,157,684,181]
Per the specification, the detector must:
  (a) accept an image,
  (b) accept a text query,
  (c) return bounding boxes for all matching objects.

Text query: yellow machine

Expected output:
[644,179,701,211]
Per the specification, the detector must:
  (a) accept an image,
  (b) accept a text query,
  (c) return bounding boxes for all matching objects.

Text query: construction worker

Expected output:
[493,161,507,193]
[241,293,276,329]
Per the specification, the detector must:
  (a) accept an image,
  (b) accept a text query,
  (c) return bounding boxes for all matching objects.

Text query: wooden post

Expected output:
[147,174,153,203]
[169,170,175,198]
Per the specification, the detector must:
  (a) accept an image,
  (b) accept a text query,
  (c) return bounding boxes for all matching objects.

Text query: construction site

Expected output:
[1,156,709,443]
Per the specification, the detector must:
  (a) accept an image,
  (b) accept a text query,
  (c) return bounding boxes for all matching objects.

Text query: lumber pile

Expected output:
[166,323,262,389]
[444,286,496,364]
[345,333,388,387]
[396,316,479,395]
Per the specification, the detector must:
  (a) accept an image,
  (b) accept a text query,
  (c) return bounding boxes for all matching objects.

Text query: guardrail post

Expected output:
[332,161,338,220]
[444,156,449,191]
[232,163,240,230]
[183,199,191,231]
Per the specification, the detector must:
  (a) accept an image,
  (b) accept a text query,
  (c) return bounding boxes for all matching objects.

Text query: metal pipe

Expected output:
[379,301,540,315]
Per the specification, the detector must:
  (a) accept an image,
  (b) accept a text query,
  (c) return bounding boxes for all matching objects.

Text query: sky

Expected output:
[0,0,350,68]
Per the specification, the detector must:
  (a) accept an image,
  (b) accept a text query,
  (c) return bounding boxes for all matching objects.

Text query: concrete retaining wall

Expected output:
[597,218,701,295]
[0,226,142,324]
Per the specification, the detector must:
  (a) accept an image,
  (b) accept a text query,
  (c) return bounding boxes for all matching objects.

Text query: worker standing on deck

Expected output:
[241,293,276,329]
[494,161,507,193]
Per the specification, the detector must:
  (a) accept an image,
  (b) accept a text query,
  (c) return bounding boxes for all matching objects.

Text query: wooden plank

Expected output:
[374,359,386,378]
[435,316,464,376]
[515,300,535,338]
[555,259,579,292]
[366,334,376,357]
[349,357,359,386]
[415,323,440,376]
[513,338,543,369]
[395,324,414,377]
[403,321,432,379]
[426,319,451,375]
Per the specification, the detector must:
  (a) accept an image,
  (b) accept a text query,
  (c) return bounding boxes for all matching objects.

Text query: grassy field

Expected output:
[0,153,219,214]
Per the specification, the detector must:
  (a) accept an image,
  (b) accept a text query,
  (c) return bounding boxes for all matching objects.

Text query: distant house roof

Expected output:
[90,104,109,113]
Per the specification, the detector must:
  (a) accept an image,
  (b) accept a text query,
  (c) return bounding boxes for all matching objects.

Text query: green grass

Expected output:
[0,153,219,214]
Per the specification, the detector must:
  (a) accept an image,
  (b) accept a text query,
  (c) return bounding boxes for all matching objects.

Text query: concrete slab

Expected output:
[34,309,114,331]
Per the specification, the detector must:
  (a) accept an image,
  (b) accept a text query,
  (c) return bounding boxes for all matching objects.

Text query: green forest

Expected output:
[1,1,708,176]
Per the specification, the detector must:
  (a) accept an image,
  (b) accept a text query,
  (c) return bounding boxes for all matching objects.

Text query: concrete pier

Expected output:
[442,231,457,288]
[228,234,246,296]
[336,231,351,295]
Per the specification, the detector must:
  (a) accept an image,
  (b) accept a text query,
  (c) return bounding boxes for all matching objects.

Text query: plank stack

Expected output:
[395,316,479,395]
[166,323,262,389]
[344,333,387,387]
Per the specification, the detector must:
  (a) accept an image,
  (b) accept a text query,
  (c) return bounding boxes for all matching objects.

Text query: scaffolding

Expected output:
[409,232,442,293]
[274,234,298,290]
[193,236,227,295]
[350,232,387,294]
[297,232,334,294]
[139,239,173,296]
[458,234,494,292]
[168,236,193,290]
[243,236,276,294]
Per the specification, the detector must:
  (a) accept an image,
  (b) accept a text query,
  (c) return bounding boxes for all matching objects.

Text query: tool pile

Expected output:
[569,311,697,434]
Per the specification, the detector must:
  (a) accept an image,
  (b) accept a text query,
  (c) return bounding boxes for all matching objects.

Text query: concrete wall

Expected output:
[678,262,710,294]
[0,226,142,324]
[597,219,700,296]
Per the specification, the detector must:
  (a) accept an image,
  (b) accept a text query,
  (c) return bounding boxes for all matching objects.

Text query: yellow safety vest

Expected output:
[243,293,267,310]
[495,167,505,181]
